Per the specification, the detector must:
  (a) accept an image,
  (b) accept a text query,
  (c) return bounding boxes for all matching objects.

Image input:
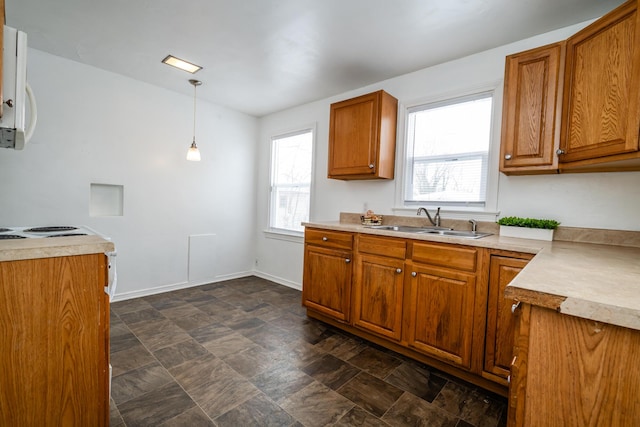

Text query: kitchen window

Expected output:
[269,128,314,233]
[404,92,493,208]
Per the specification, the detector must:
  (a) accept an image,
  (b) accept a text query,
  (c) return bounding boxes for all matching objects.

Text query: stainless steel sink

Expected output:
[364,225,451,233]
[364,224,492,239]
[420,229,492,239]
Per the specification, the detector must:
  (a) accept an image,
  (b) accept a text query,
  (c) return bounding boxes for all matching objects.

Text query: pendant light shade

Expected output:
[187,79,202,161]
[186,140,201,161]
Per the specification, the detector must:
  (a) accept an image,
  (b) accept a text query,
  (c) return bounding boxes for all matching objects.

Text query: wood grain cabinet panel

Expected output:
[509,304,640,426]
[499,0,640,174]
[328,90,398,180]
[483,253,532,385]
[405,263,477,369]
[0,254,109,426]
[500,42,565,174]
[412,241,477,272]
[305,228,353,250]
[353,253,405,341]
[302,229,354,323]
[560,0,640,165]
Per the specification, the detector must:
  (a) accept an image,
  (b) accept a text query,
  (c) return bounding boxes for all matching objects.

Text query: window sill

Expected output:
[263,228,304,243]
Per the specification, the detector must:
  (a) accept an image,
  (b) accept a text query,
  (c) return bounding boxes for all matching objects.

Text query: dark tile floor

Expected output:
[109,276,507,426]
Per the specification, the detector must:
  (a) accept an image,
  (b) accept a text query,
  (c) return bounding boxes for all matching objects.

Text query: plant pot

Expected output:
[499,225,554,241]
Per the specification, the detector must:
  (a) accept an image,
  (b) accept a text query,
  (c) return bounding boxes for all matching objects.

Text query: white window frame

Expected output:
[394,82,502,222]
[266,125,316,239]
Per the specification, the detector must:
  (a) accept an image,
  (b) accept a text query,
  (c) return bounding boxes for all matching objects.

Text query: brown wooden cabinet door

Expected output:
[500,42,564,174]
[0,254,109,426]
[353,253,404,341]
[484,255,531,384]
[560,1,640,163]
[510,304,640,426]
[405,263,476,369]
[328,90,397,180]
[303,245,353,322]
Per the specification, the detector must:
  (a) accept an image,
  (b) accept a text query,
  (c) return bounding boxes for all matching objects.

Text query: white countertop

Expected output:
[303,220,640,331]
[0,235,115,262]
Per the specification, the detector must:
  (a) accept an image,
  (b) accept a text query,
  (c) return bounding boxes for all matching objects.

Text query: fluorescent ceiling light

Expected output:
[161,55,202,73]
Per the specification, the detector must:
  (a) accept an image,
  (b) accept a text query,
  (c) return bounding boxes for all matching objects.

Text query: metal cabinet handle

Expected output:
[411,272,417,277]
[322,237,328,241]
[504,154,512,160]
[345,258,351,263]
[556,149,565,155]
[507,375,511,384]
[511,301,521,313]
[396,268,402,273]
[368,164,374,169]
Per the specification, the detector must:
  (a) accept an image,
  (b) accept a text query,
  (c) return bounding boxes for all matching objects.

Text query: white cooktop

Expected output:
[0,226,103,239]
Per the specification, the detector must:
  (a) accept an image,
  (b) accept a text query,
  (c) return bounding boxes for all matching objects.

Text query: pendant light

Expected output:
[186,79,202,161]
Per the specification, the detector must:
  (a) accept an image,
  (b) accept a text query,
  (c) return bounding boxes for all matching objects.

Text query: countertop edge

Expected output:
[0,236,115,262]
[559,298,640,331]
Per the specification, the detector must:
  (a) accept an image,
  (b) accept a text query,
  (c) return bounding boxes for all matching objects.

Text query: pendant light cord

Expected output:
[192,83,197,143]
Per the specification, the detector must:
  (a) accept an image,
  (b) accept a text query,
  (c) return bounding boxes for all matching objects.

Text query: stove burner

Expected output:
[0,228,12,233]
[0,234,27,239]
[46,233,88,238]
[23,226,78,233]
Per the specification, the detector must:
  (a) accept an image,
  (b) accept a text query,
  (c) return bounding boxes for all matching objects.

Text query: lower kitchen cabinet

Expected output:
[0,253,110,426]
[405,263,477,369]
[302,228,354,322]
[352,235,406,341]
[302,228,531,396]
[509,304,640,426]
[483,252,533,384]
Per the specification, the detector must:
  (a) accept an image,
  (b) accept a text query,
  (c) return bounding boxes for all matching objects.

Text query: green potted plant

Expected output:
[497,216,560,241]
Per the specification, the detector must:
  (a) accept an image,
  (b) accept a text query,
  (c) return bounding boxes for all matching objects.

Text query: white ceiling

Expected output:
[6,0,626,117]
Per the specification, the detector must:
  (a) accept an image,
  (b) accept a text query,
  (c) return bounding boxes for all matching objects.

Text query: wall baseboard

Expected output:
[253,270,302,291]
[110,269,301,302]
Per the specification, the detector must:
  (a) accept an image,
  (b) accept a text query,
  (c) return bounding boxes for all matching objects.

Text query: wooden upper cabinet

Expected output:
[500,42,565,175]
[328,90,398,180]
[500,0,640,174]
[560,0,640,168]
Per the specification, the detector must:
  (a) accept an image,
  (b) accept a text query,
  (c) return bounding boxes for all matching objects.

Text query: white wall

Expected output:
[5,20,639,298]
[255,21,640,289]
[0,49,259,300]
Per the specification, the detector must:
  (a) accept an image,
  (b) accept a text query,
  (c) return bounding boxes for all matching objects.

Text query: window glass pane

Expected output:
[406,93,492,205]
[412,156,486,202]
[270,130,313,232]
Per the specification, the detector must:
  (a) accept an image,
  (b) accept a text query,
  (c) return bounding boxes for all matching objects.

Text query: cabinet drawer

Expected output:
[305,229,353,250]
[411,242,477,272]
[357,235,406,259]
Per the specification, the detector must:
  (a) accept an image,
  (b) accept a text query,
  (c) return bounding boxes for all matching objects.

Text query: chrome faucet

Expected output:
[469,219,478,233]
[417,207,441,227]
